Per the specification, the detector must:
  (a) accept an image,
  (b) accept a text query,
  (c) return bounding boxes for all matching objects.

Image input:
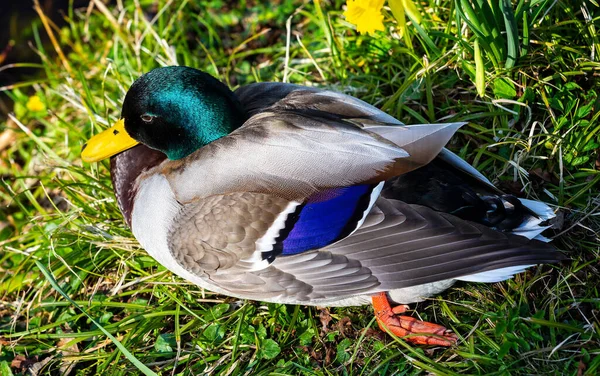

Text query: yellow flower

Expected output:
[26,95,45,112]
[344,0,385,35]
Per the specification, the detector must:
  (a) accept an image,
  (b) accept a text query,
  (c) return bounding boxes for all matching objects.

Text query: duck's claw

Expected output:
[371,292,458,346]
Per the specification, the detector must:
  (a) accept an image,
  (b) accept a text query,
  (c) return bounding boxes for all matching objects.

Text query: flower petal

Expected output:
[344,0,385,35]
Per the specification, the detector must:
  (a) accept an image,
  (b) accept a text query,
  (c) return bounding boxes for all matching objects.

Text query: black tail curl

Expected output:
[382,158,530,232]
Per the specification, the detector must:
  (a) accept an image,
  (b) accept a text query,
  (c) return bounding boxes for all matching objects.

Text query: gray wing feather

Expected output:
[324,199,559,288]
[236,83,499,193]
[168,84,462,202]
[168,192,559,303]
[168,192,290,272]
[235,82,403,125]
[166,113,409,202]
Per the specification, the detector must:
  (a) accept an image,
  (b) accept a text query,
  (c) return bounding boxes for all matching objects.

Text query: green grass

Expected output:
[1,0,599,374]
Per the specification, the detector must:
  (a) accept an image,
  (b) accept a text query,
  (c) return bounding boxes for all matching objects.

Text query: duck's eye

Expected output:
[141,114,156,123]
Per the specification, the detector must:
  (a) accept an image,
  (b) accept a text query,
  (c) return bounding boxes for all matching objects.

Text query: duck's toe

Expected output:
[372,292,458,346]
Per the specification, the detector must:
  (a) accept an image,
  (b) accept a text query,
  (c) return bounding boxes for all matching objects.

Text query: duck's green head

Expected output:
[82,66,246,162]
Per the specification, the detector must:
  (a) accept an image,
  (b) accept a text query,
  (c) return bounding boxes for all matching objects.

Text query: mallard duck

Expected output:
[82,66,561,346]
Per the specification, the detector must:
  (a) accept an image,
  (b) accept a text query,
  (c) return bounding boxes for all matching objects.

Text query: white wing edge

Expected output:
[456,265,535,283]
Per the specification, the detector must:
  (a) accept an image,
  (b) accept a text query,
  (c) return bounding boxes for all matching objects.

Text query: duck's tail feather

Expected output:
[478,195,554,242]
[508,198,555,242]
[520,198,556,221]
[324,198,563,291]
[456,201,557,281]
[382,157,556,242]
[456,265,534,282]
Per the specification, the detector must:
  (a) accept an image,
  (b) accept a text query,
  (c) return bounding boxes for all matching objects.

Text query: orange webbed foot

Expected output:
[372,292,458,346]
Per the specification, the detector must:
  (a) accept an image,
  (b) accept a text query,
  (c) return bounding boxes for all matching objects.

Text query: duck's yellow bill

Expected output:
[81,119,139,162]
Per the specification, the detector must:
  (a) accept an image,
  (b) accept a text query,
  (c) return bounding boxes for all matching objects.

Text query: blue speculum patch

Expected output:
[280,184,374,255]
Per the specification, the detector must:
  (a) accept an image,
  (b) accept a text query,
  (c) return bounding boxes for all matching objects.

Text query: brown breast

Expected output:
[110,144,167,227]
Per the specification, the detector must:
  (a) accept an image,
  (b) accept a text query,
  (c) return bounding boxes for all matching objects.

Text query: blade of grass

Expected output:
[500,0,519,68]
[475,39,485,96]
[35,260,158,376]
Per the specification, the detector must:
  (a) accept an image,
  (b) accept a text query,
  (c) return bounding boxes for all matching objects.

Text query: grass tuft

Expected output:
[1,0,599,374]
